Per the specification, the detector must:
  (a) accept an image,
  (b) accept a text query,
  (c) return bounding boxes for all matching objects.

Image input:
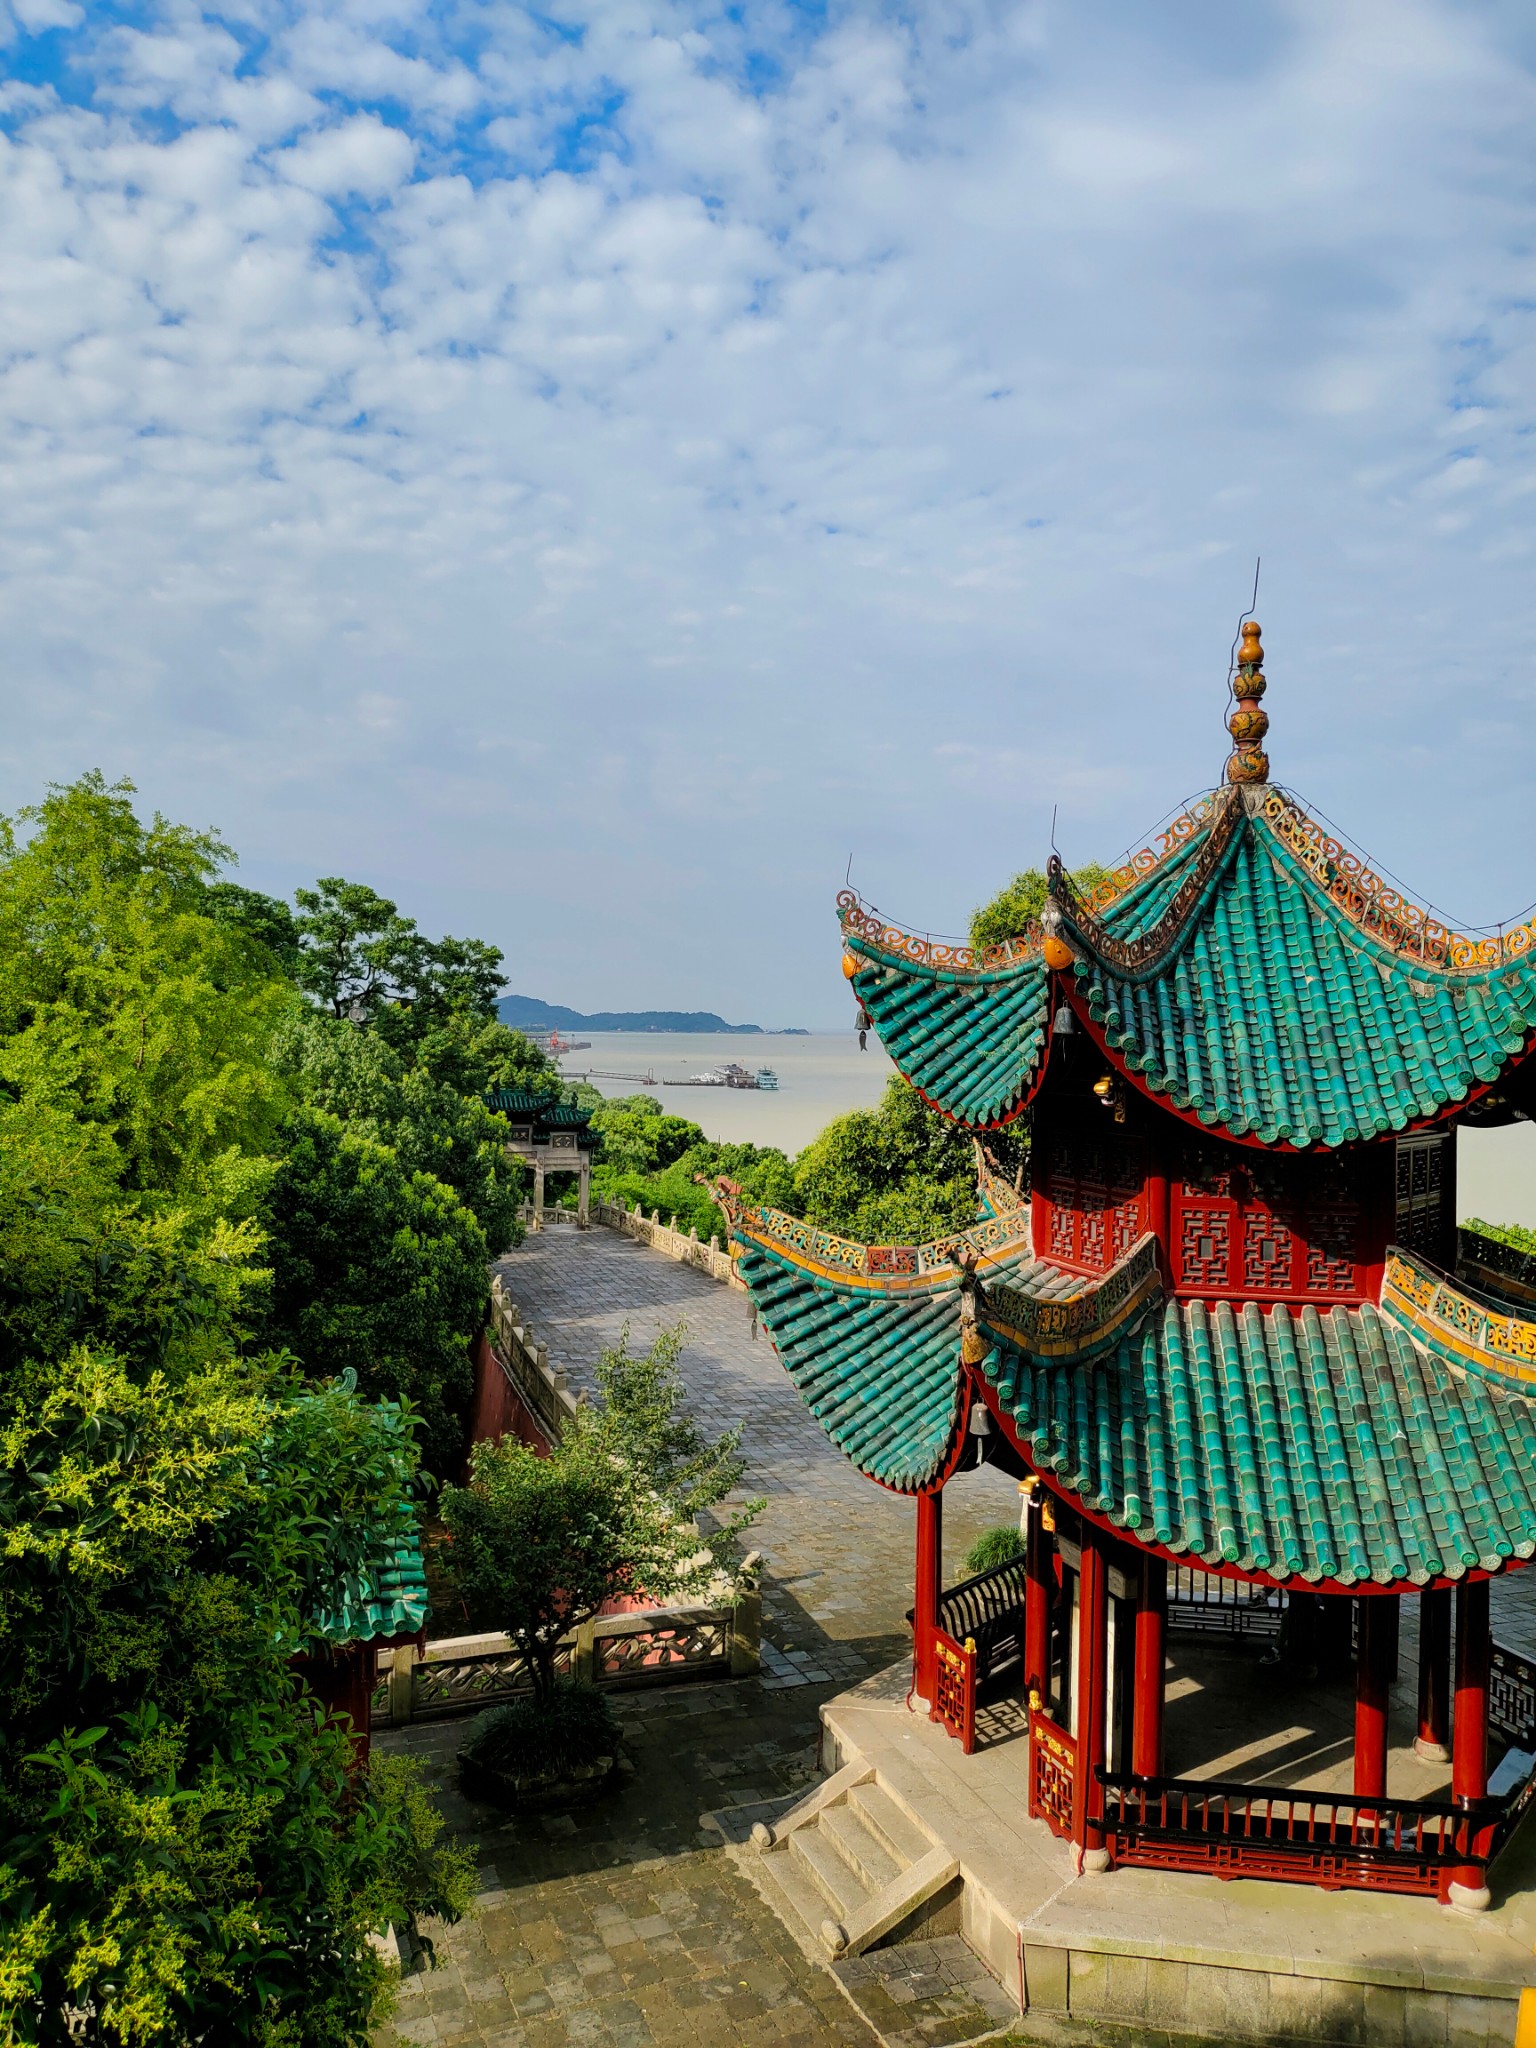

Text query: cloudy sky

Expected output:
[3,0,1536,1027]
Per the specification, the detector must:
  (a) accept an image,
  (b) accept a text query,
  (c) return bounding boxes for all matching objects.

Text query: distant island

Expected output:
[499,995,808,1035]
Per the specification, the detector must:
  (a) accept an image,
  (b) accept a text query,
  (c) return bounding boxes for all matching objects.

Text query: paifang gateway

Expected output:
[712,620,1536,1910]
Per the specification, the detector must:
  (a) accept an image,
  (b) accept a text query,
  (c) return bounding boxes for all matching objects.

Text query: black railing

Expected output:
[1167,1566,1283,1639]
[1492,1639,1536,1750]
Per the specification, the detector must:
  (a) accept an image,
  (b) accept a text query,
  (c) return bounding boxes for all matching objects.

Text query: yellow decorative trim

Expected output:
[1381,1249,1536,1384]
[1262,790,1536,973]
[980,1234,1162,1359]
[707,1176,1032,1292]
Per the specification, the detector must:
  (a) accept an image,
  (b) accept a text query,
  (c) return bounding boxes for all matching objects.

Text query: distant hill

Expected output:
[499,995,803,1035]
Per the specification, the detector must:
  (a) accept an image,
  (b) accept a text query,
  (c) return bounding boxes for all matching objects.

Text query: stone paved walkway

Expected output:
[376,1227,1024,2048]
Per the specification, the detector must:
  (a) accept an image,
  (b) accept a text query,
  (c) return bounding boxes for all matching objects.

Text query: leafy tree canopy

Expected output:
[292,876,506,1035]
[257,1108,488,1472]
[0,778,471,2044]
[440,1326,757,1705]
[792,1074,975,1244]
[969,862,1112,952]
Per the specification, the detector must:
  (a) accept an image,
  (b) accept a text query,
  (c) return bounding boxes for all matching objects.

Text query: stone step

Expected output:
[848,1781,935,1870]
[819,1802,903,1893]
[788,1817,874,1919]
[758,1841,852,1952]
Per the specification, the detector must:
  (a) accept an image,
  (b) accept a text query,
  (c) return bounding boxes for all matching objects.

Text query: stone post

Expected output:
[730,1589,762,1676]
[532,1160,545,1231]
[389,1644,416,1726]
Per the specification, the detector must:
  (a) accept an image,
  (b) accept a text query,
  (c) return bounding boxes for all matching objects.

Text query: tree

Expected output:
[272,1010,527,1256]
[292,877,421,1020]
[259,1109,489,1471]
[0,778,471,2044]
[792,1075,976,1244]
[204,880,303,978]
[440,1327,757,1707]
[969,862,1111,952]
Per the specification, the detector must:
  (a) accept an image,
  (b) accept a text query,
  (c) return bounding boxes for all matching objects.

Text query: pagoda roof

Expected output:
[487,1087,593,1128]
[725,1187,1536,1586]
[843,785,1536,1145]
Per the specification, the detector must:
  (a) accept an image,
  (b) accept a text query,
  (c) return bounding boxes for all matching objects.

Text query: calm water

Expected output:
[555,1031,893,1153]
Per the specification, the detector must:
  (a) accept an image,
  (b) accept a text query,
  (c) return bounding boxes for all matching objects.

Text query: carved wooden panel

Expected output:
[1171,1139,1366,1301]
[1394,1135,1448,1261]
[1040,1133,1147,1275]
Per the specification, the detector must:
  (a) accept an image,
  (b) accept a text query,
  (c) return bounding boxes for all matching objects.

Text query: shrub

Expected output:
[961,1524,1026,1575]
[461,1683,621,1782]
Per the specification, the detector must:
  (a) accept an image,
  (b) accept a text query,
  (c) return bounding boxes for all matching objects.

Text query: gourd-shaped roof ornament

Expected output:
[1225,618,1269,784]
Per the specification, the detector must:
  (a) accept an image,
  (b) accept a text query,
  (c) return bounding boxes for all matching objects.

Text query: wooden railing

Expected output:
[373,1591,762,1725]
[1100,1771,1498,1899]
[930,1629,977,1754]
[1029,1706,1077,1838]
[1492,1640,1536,1749]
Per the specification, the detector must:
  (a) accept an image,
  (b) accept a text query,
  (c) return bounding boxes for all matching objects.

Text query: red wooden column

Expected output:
[914,1486,944,1710]
[1449,1579,1492,1911]
[1072,1533,1111,1868]
[1416,1586,1452,1762]
[1023,1481,1051,1706]
[1132,1555,1167,1779]
[1354,1595,1397,1800]
[1146,1168,1171,1284]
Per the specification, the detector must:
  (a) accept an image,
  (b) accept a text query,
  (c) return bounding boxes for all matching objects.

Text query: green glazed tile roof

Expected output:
[841,790,1536,1143]
[981,1296,1536,1585]
[733,1209,1536,1583]
[313,1530,428,1646]
[739,1239,1066,1491]
[487,1088,593,1128]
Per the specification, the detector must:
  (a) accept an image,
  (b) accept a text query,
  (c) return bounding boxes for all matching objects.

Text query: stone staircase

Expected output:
[749,1762,961,1959]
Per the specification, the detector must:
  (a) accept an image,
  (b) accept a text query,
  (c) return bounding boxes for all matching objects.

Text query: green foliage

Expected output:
[969,863,1112,951]
[273,1010,526,1255]
[0,773,297,1210]
[960,1525,1027,1575]
[292,876,506,1035]
[0,780,471,2042]
[791,1076,976,1244]
[204,880,303,977]
[258,1109,487,1472]
[587,1095,706,1176]
[441,1328,758,1705]
[459,1685,620,1782]
[362,1753,478,1957]
[1466,1217,1536,1258]
[581,1324,747,1516]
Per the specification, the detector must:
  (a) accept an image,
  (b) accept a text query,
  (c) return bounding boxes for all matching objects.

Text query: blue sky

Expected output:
[3,0,1536,1027]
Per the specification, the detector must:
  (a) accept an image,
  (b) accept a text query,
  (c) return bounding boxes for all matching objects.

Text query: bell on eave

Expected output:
[1052,1005,1075,1036]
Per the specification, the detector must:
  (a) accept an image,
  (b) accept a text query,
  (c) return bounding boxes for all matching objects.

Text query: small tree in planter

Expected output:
[440,1323,759,1803]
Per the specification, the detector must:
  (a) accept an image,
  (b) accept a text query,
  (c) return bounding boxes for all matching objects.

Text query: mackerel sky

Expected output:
[3,0,1536,1027]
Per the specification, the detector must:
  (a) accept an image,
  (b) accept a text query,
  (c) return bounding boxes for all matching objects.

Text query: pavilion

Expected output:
[716,622,1536,1916]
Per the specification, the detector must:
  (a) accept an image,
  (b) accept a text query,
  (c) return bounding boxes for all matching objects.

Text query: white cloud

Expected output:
[1,0,1536,1021]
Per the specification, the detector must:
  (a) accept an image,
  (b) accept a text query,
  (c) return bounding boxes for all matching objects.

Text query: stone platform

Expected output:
[788,1657,1536,2047]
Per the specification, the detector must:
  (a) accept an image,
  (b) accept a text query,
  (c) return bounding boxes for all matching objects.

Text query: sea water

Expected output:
[554,1030,894,1154]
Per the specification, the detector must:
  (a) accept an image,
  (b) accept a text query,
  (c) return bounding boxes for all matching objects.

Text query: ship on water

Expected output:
[663,1062,779,1090]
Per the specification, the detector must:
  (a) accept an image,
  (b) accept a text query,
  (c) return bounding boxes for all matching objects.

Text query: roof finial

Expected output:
[1225,619,1269,784]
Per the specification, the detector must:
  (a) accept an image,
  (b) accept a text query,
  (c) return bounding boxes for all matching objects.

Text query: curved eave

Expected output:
[978,1295,1536,1589]
[1063,796,1536,1150]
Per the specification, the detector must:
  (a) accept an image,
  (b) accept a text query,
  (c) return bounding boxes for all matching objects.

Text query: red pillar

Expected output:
[1416,1586,1452,1762]
[1024,1482,1051,1707]
[1073,1534,1110,1866]
[1146,1168,1170,1284]
[1449,1579,1492,1910]
[1354,1596,1396,1800]
[1132,1555,1167,1779]
[914,1486,943,1709]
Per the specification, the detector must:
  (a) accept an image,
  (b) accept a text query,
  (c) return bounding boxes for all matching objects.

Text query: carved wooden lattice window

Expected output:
[1243,1214,1293,1291]
[1041,1134,1145,1274]
[1181,1209,1231,1287]
[1306,1212,1357,1295]
[1395,1135,1447,1260]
